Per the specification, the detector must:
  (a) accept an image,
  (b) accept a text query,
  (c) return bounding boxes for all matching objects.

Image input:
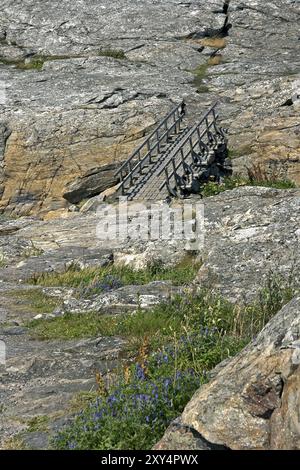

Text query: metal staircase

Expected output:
[114,101,231,200]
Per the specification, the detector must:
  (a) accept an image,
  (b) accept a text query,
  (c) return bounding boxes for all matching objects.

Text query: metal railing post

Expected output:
[156,130,160,153]
[165,119,169,141]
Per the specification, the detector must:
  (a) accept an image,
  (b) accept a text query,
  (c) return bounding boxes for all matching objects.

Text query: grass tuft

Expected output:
[2,436,28,450]
[9,289,60,314]
[28,258,201,292]
[191,63,209,93]
[27,415,50,433]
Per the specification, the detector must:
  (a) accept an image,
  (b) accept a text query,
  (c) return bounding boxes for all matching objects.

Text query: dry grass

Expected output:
[200,38,227,49]
[1,435,28,450]
[208,54,223,66]
[246,162,291,185]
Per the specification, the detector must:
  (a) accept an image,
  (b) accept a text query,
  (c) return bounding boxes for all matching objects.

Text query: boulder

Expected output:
[156,296,300,450]
[63,163,120,204]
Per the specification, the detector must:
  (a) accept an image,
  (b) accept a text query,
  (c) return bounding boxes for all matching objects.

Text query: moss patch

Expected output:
[0,54,83,71]
[191,63,209,93]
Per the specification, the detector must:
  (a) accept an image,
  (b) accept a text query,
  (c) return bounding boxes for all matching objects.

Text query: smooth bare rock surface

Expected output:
[0,0,299,215]
[156,296,300,450]
[0,327,126,448]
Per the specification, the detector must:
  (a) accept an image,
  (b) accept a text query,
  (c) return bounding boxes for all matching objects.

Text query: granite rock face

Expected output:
[156,296,300,450]
[0,0,299,215]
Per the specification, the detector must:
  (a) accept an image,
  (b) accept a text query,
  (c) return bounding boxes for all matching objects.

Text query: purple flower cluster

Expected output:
[79,275,123,297]
[60,363,199,449]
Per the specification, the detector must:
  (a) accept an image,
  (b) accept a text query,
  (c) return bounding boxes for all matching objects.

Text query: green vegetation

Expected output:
[97,49,126,60]
[28,300,186,343]
[29,257,201,292]
[21,241,44,258]
[0,56,44,70]
[0,49,126,71]
[201,175,296,197]
[0,54,82,71]
[27,415,50,433]
[0,256,6,268]
[47,271,297,450]
[29,271,296,345]
[70,391,101,413]
[191,64,209,93]
[10,288,60,314]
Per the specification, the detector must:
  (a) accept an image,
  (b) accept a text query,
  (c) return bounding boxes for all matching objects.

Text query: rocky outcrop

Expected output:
[0,1,299,215]
[0,186,299,299]
[156,296,300,450]
[0,185,299,448]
